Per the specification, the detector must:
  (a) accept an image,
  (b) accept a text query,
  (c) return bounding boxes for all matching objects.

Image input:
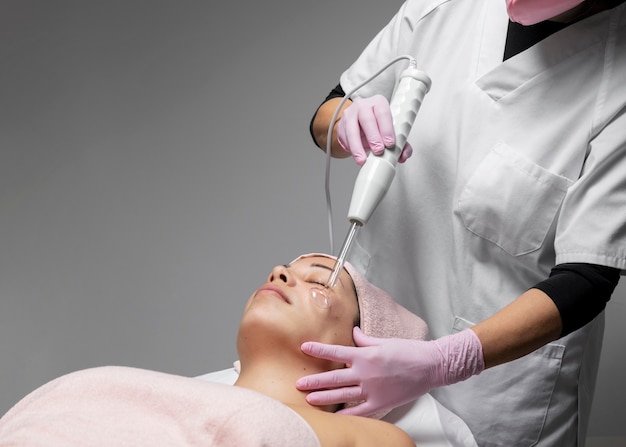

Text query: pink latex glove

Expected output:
[296,327,485,417]
[337,95,413,166]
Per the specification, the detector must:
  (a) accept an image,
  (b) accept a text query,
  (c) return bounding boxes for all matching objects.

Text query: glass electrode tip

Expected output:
[310,288,331,308]
[325,221,361,289]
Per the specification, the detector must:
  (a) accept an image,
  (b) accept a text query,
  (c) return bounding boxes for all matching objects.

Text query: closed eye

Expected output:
[308,280,326,286]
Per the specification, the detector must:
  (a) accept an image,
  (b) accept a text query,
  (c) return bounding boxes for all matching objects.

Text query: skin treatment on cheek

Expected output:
[1,0,626,445]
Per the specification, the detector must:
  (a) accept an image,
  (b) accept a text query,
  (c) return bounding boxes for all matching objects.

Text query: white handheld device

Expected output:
[326,63,431,288]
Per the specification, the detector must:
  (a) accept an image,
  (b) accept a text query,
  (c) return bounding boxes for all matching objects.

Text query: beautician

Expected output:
[295,0,626,445]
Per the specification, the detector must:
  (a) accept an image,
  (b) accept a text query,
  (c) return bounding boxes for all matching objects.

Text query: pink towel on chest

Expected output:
[0,366,321,447]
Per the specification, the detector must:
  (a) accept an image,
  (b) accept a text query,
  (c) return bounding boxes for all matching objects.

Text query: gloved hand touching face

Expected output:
[337,95,413,166]
[296,327,485,417]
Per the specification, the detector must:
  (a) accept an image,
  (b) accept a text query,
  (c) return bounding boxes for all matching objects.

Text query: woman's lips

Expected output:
[256,285,291,304]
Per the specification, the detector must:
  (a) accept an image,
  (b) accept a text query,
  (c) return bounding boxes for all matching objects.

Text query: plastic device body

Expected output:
[347,66,431,225]
[326,64,431,289]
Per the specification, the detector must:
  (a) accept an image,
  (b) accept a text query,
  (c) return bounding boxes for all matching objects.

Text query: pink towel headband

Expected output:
[291,253,428,342]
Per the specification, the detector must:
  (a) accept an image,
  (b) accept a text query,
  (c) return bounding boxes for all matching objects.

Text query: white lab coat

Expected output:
[340,0,626,445]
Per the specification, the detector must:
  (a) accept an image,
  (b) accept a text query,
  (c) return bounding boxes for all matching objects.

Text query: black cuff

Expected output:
[309,84,346,148]
[532,263,621,337]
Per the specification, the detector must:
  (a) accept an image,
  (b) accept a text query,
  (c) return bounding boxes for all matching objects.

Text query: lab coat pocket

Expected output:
[456,143,573,256]
[447,317,566,447]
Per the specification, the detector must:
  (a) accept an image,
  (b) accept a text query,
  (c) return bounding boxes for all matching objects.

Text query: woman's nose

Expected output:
[268,265,294,285]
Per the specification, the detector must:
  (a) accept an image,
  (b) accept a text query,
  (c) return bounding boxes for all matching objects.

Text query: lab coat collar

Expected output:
[476,1,616,100]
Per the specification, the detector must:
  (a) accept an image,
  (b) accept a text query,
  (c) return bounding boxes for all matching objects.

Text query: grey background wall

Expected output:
[1,0,624,439]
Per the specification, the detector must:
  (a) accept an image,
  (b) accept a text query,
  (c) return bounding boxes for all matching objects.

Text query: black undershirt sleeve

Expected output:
[309,84,346,148]
[323,84,346,102]
[532,264,621,337]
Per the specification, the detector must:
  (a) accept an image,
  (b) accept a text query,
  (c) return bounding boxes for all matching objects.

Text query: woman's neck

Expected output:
[234,356,339,413]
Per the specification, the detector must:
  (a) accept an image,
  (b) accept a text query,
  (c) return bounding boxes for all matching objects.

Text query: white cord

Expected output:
[324,55,417,254]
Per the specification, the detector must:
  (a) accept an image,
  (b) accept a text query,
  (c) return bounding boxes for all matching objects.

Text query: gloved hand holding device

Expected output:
[337,95,413,166]
[296,327,485,417]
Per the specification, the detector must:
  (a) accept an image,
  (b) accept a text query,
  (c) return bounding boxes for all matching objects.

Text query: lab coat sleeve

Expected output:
[555,104,626,272]
[554,5,626,272]
[339,0,449,101]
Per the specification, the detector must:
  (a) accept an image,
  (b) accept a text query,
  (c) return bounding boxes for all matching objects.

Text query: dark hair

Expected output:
[349,276,361,328]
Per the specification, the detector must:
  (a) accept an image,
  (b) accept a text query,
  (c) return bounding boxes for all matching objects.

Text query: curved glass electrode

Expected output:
[310,287,331,308]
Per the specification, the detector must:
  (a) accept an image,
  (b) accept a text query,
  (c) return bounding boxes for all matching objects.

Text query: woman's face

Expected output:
[239,256,359,350]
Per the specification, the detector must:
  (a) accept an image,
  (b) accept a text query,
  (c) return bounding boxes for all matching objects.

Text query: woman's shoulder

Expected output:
[290,405,414,447]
